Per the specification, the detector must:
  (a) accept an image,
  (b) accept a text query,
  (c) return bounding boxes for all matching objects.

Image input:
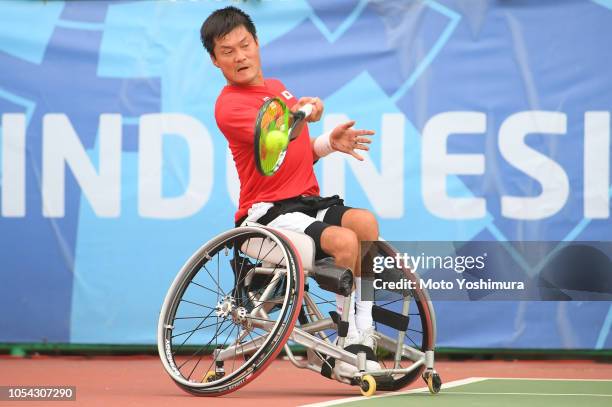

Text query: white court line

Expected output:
[299,377,487,407]
[443,392,612,397]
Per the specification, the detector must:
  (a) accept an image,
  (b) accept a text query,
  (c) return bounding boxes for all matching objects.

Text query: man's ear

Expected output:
[210,53,219,68]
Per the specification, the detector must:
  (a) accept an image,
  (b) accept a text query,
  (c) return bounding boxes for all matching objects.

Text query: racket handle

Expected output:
[299,103,314,118]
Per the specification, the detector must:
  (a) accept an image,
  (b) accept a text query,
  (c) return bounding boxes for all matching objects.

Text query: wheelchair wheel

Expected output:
[367,240,436,391]
[157,226,304,396]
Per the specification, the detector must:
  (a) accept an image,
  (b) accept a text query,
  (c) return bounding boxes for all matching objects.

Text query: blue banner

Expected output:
[0,0,610,349]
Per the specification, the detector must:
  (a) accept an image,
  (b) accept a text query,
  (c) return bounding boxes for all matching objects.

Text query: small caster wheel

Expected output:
[360,374,377,397]
[422,370,441,394]
[202,371,217,383]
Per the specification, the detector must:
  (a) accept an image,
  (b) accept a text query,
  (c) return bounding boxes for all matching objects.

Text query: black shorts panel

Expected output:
[303,221,332,260]
[322,205,352,226]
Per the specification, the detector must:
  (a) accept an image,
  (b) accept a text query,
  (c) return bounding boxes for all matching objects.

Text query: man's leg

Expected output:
[338,209,379,334]
[266,208,380,340]
[265,211,361,339]
[318,207,379,274]
[319,225,359,272]
[319,213,379,339]
[339,208,379,275]
[318,225,361,341]
[319,221,382,374]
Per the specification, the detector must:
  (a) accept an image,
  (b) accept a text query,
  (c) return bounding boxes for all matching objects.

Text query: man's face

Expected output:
[211,25,263,87]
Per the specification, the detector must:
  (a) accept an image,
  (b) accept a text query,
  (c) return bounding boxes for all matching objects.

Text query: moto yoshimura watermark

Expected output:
[360,241,612,301]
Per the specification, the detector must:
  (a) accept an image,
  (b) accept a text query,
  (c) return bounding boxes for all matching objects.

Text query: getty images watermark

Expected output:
[370,251,524,291]
[360,241,612,301]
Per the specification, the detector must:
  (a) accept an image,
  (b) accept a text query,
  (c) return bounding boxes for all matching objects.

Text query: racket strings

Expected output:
[256,98,291,176]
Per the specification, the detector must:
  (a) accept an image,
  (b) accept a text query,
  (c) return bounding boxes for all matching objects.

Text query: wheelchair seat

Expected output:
[241,222,353,296]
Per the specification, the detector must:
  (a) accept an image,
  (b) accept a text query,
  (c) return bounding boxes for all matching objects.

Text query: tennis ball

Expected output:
[266,130,288,154]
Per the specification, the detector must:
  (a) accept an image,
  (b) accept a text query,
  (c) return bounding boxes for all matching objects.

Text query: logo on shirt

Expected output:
[263,91,294,102]
[281,90,294,100]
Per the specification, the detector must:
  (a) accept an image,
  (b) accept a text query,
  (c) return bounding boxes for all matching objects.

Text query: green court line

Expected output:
[442,392,611,397]
[316,378,612,407]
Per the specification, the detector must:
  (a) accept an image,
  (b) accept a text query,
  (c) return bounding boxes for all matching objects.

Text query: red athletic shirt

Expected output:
[215,79,320,222]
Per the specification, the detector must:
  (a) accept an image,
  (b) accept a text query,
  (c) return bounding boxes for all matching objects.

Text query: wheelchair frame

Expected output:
[157,224,442,397]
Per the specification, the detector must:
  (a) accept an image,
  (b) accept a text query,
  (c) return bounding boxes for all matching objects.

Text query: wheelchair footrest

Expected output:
[320,344,378,380]
[320,356,335,379]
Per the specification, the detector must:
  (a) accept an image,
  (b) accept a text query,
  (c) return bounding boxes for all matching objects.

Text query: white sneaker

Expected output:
[334,359,381,378]
[334,330,360,346]
[333,328,381,378]
[359,326,379,351]
[344,331,361,347]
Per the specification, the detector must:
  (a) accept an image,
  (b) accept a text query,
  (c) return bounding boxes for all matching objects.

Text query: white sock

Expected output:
[336,292,358,337]
[354,277,373,331]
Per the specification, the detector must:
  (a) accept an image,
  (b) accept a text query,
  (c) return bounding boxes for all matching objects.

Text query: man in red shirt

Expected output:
[201,7,380,362]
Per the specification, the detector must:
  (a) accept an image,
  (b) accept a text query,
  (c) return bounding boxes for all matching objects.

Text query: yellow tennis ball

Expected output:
[266,130,288,153]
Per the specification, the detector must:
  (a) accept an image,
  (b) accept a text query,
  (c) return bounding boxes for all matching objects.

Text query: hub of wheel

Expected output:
[233,307,247,323]
[216,296,235,318]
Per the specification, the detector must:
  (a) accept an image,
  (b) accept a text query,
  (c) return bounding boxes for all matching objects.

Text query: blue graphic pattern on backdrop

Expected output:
[0,1,160,342]
[0,0,610,348]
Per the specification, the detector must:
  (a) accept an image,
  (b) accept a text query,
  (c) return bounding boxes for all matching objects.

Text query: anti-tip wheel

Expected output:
[360,375,377,397]
[422,371,441,394]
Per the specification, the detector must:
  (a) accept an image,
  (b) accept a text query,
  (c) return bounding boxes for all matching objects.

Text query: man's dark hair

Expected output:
[201,6,257,57]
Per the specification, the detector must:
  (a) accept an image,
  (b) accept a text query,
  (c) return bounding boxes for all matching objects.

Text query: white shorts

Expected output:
[242,202,331,232]
[240,201,352,258]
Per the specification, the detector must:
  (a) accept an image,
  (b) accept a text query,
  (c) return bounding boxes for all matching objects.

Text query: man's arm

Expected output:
[290,97,324,162]
[311,137,322,162]
[311,122,375,162]
[291,96,375,162]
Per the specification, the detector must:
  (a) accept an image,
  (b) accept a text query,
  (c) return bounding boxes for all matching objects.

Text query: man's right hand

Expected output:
[292,97,324,122]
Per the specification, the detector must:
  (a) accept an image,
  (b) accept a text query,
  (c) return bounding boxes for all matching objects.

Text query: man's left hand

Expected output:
[330,121,375,161]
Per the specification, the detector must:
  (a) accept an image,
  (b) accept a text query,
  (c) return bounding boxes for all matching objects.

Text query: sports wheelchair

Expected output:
[157,224,442,397]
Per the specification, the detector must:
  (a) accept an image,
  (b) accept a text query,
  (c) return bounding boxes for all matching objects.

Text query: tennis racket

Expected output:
[254,97,313,176]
